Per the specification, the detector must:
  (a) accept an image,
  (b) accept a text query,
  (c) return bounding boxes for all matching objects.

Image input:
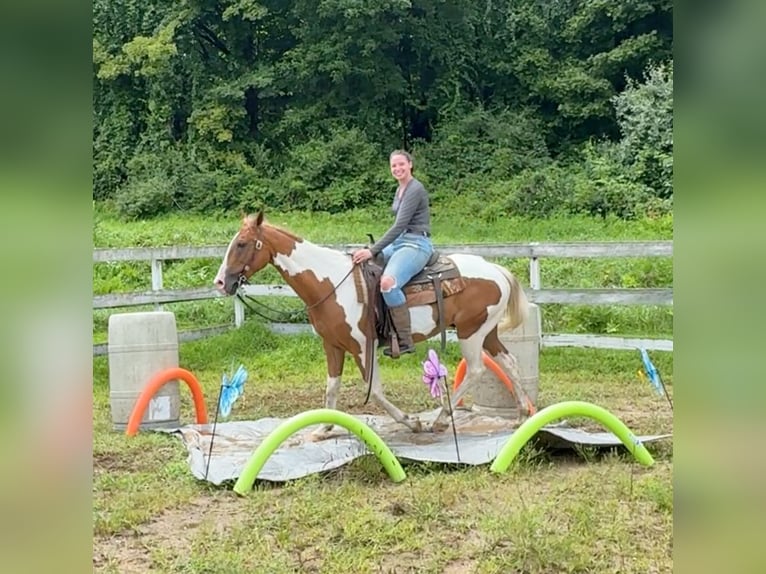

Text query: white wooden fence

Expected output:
[93,241,672,355]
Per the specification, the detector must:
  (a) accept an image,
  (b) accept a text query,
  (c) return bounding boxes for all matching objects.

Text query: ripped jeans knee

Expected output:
[379,233,433,307]
[380,275,397,292]
[380,275,403,307]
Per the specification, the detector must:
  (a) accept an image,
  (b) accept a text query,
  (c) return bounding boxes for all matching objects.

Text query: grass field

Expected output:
[92,206,673,573]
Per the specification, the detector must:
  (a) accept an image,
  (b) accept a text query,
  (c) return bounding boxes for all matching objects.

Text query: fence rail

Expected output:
[93,285,672,309]
[93,241,673,354]
[93,241,672,262]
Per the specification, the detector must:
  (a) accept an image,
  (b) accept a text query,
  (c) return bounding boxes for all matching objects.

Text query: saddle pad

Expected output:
[405,276,467,306]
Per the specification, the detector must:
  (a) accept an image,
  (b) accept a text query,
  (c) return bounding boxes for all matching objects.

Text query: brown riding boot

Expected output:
[384,304,415,358]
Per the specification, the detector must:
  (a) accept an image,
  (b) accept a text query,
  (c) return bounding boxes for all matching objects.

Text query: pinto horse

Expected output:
[214,211,534,433]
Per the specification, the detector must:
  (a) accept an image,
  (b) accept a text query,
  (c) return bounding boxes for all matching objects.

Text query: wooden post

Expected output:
[151,258,163,311]
[529,256,541,290]
[234,297,245,327]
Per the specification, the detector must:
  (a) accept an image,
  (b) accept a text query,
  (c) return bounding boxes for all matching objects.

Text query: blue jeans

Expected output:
[379,233,434,307]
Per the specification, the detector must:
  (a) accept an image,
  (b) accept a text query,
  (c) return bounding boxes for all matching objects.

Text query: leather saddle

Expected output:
[359,250,466,352]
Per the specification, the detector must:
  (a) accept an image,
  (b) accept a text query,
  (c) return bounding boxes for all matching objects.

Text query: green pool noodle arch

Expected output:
[490,400,655,473]
[232,409,407,495]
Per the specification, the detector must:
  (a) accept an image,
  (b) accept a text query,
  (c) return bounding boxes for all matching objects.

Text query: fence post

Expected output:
[529,257,541,290]
[234,297,245,327]
[151,258,164,311]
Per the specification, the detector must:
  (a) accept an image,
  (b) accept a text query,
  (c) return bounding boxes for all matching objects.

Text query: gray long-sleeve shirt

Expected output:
[370,178,431,255]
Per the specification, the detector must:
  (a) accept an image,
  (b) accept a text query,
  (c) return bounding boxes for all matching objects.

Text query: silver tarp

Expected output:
[160,409,671,485]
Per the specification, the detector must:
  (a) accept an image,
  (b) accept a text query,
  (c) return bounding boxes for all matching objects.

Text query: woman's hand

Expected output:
[352,248,373,265]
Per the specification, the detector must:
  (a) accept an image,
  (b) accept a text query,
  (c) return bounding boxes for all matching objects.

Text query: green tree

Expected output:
[92,0,673,217]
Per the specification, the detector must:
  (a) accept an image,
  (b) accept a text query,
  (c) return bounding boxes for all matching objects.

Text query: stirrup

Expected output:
[383,343,415,358]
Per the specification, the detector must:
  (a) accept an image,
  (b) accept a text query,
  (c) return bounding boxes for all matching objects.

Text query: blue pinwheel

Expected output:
[638,348,662,395]
[219,364,248,418]
[205,363,249,480]
[637,348,673,410]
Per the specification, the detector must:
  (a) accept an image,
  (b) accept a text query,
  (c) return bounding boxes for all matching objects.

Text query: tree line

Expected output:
[93,0,673,219]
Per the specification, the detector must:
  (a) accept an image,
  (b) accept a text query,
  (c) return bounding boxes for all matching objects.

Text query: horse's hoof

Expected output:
[519,406,535,419]
[516,409,533,423]
[405,417,423,433]
[431,419,450,434]
[309,424,335,442]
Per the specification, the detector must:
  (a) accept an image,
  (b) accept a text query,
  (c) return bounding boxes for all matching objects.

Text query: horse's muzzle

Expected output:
[214,274,239,296]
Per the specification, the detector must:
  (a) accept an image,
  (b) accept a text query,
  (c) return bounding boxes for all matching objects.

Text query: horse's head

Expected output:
[214,211,272,295]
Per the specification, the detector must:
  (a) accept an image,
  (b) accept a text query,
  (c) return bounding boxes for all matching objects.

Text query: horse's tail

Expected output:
[497,265,529,332]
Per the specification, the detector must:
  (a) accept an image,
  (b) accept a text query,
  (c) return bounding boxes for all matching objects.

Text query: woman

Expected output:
[352,150,434,357]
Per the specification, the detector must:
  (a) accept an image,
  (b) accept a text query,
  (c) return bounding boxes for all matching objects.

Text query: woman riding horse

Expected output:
[352,150,433,357]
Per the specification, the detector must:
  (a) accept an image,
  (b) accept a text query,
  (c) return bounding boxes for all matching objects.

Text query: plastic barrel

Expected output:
[472,303,541,417]
[108,311,181,431]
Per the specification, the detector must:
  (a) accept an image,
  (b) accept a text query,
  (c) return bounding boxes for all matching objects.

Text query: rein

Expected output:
[235,260,356,322]
[235,291,303,323]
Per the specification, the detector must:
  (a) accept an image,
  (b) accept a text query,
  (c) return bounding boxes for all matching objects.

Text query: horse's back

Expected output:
[447,252,505,280]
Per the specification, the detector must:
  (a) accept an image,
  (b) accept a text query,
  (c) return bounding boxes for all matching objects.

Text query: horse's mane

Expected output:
[244,213,302,242]
[245,214,348,258]
[264,222,302,242]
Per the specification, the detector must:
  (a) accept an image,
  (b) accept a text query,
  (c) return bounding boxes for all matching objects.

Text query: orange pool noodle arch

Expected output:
[125,367,208,436]
[453,352,536,415]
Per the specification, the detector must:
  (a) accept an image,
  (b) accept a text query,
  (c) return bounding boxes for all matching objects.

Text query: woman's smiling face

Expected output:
[390,153,412,183]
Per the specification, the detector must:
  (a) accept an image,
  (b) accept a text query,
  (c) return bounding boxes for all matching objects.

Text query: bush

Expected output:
[568,141,653,219]
[504,164,575,218]
[93,155,128,202]
[114,174,177,219]
[471,137,663,220]
[433,176,514,223]
[92,104,141,201]
[274,127,391,212]
[112,143,280,219]
[113,146,190,219]
[612,61,673,198]
[416,106,551,197]
[177,148,267,214]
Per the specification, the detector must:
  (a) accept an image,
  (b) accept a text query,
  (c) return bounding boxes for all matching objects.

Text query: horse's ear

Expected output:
[255,209,264,227]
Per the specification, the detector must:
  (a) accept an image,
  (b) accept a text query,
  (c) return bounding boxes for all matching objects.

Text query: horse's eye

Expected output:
[236,241,246,249]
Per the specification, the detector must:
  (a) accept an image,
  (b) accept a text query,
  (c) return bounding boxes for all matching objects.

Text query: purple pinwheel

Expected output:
[422,349,448,398]
[421,348,461,461]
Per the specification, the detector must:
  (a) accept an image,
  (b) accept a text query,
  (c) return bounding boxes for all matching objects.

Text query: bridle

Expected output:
[233,231,356,321]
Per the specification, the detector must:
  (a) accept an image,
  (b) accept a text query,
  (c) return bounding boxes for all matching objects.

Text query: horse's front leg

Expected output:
[359,348,424,433]
[311,343,345,440]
